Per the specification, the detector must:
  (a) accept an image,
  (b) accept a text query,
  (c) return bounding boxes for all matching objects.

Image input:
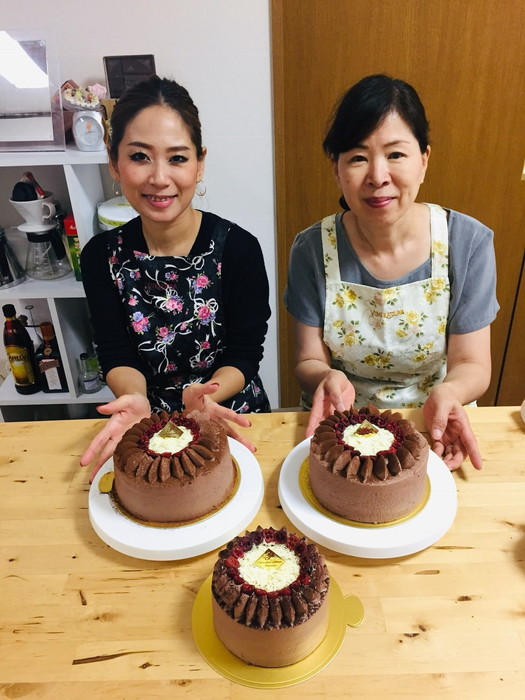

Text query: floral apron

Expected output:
[321,203,450,408]
[108,218,270,414]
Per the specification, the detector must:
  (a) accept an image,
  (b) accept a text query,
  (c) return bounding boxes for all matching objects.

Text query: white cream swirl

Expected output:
[342,422,394,456]
[148,425,193,454]
[238,543,300,591]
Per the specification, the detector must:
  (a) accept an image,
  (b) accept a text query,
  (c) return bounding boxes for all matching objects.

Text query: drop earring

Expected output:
[196,180,207,197]
[112,180,121,197]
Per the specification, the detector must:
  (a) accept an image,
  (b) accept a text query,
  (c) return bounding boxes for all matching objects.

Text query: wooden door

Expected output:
[272,0,525,407]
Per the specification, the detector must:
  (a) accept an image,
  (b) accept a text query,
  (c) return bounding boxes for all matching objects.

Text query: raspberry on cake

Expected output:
[112,410,235,524]
[211,526,330,667]
[309,404,429,523]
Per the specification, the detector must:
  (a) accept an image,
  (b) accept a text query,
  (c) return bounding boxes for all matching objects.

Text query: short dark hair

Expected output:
[323,74,429,160]
[109,75,204,163]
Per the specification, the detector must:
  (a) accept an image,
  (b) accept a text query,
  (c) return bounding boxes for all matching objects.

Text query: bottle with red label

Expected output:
[35,322,68,393]
[2,303,40,394]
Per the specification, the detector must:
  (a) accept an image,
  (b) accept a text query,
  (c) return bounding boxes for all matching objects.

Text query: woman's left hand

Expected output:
[182,381,255,452]
[422,385,482,470]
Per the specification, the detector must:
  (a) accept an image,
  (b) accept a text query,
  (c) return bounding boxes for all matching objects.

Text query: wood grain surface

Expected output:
[1,407,524,698]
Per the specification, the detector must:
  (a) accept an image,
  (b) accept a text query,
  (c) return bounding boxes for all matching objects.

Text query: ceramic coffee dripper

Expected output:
[9,193,56,227]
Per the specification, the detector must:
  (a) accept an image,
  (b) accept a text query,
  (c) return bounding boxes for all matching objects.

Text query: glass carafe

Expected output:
[24,225,72,280]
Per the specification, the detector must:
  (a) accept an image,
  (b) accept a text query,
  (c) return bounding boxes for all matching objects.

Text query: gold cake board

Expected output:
[192,575,363,689]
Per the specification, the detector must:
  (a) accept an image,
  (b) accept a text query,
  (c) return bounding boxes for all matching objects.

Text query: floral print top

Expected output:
[105,215,270,414]
[321,203,450,408]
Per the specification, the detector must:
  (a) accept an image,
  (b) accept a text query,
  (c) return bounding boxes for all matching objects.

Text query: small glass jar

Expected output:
[79,352,102,394]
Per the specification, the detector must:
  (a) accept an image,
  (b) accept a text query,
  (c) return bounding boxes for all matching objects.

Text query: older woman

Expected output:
[284,74,498,470]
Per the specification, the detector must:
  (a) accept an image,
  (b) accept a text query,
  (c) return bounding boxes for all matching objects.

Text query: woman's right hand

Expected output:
[80,393,151,482]
[306,369,356,437]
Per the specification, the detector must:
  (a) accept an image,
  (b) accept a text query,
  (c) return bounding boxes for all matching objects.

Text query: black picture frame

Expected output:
[103,54,156,99]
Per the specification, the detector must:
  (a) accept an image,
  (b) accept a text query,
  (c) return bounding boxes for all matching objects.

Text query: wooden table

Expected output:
[1,407,525,698]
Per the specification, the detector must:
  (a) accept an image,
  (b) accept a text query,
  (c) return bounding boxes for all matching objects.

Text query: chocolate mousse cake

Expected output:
[309,405,429,524]
[112,410,235,524]
[211,526,330,667]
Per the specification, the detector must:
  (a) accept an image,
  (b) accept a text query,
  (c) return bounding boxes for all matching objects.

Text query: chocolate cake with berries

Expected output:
[112,410,234,524]
[211,526,330,667]
[309,405,429,524]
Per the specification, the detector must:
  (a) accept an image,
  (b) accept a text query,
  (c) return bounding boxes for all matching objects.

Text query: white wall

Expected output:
[1,0,280,407]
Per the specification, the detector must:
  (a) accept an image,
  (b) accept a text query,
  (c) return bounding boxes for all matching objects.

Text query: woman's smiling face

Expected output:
[110,104,205,227]
[334,111,430,228]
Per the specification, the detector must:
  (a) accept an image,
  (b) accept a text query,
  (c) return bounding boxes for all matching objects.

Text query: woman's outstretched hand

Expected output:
[183,381,255,453]
[306,370,356,437]
[422,385,482,471]
[80,393,151,482]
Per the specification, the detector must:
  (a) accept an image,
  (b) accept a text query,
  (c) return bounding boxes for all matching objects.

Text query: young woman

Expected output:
[80,76,271,478]
[285,74,499,471]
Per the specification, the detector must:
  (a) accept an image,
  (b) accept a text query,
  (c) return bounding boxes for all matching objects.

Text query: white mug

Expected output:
[9,193,56,225]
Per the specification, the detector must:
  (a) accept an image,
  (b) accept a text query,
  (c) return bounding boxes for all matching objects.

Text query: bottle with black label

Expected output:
[2,303,39,394]
[35,322,68,393]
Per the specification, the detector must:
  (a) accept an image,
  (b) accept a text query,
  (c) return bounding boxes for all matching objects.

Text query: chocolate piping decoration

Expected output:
[292,590,308,618]
[311,406,426,483]
[212,528,329,630]
[256,595,269,628]
[134,454,150,479]
[122,450,143,475]
[281,596,296,625]
[147,456,161,483]
[269,597,283,627]
[192,444,214,461]
[373,454,388,480]
[171,456,184,480]
[387,453,402,475]
[199,436,216,451]
[244,593,258,626]
[180,451,196,477]
[333,449,352,473]
[233,592,249,620]
[159,455,171,482]
[326,443,345,461]
[360,456,374,481]
[347,455,361,478]
[188,450,205,469]
[397,447,416,469]
[114,410,226,484]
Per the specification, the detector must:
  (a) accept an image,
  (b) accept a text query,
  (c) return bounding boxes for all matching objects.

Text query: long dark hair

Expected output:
[109,75,204,163]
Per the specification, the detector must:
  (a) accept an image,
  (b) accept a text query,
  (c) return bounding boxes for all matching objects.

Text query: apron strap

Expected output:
[321,214,342,281]
[427,203,449,278]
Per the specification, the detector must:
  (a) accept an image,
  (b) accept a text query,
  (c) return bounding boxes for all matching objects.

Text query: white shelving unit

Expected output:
[0,146,114,421]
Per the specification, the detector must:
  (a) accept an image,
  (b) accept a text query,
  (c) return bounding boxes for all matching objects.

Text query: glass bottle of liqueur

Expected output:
[79,352,102,394]
[35,322,68,393]
[2,303,39,394]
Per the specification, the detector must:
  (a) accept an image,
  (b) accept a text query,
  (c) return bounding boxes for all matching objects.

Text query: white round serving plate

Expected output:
[89,438,264,561]
[278,438,457,559]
